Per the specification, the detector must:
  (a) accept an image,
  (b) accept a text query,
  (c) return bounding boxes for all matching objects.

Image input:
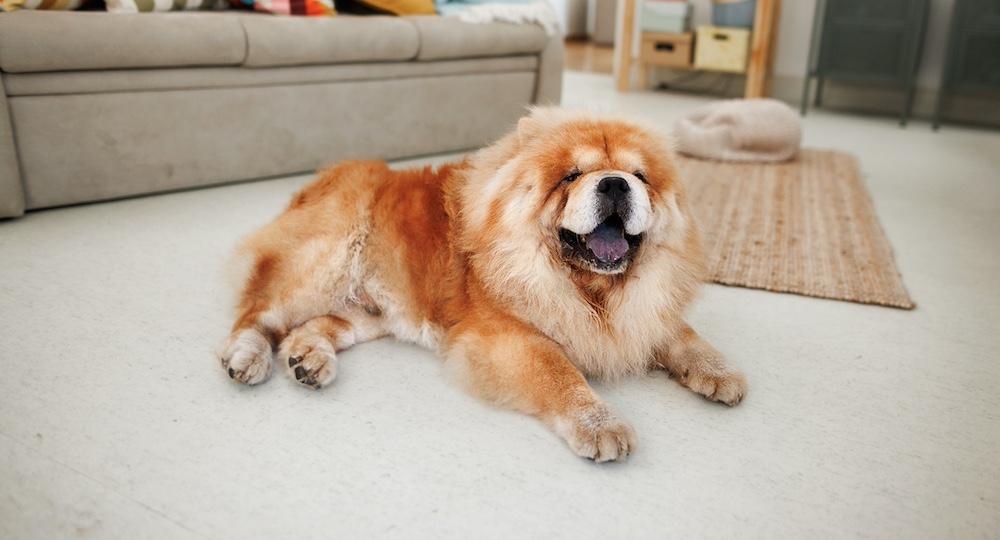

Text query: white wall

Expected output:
[551,0,590,37]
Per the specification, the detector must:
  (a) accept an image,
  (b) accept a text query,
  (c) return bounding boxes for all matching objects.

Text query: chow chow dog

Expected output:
[219,108,746,462]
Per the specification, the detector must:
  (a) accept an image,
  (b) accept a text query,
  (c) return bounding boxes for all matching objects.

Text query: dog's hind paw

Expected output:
[278,332,337,389]
[219,329,273,385]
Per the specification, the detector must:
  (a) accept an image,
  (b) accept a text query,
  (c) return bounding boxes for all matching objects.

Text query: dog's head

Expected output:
[462,108,691,280]
[547,128,659,275]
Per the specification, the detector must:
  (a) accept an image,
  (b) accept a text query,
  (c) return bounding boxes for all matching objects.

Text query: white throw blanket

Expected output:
[454,1,561,36]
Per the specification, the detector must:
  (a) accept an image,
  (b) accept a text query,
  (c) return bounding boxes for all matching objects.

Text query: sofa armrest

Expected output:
[534,34,564,105]
[0,88,25,219]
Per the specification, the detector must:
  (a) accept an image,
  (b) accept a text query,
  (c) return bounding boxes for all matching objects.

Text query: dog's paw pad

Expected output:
[555,404,636,463]
[278,337,336,389]
[288,351,335,389]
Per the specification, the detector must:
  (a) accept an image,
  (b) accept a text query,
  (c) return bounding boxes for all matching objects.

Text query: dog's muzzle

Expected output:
[594,176,632,223]
[556,174,646,271]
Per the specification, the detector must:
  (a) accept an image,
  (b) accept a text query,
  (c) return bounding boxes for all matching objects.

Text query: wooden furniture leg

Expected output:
[744,0,779,98]
[616,0,637,92]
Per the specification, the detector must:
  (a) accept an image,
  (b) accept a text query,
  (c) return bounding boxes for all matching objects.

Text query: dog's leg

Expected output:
[219,162,383,386]
[656,321,747,406]
[219,252,307,386]
[277,313,385,389]
[445,315,636,462]
[219,302,284,386]
[219,245,364,385]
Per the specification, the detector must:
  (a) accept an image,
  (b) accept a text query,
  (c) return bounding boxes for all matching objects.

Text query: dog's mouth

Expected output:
[559,214,642,274]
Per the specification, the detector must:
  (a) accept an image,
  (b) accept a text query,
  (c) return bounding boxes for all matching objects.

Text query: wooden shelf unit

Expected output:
[616,0,781,98]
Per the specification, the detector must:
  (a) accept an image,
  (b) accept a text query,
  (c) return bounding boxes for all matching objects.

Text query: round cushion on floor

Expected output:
[673,98,802,162]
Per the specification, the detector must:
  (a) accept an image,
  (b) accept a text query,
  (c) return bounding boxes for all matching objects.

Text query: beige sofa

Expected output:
[0,11,563,218]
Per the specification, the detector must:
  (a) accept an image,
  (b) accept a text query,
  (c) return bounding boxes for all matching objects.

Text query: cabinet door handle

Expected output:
[655,43,676,51]
[713,33,730,41]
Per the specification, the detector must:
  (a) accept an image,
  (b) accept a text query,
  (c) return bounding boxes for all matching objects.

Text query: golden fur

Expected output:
[219,108,747,462]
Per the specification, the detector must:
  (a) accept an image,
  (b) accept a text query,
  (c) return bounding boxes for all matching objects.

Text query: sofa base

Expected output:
[9,71,536,210]
[0,89,24,218]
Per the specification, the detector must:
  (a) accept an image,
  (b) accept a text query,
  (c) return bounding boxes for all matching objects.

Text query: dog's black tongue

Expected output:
[585,220,629,262]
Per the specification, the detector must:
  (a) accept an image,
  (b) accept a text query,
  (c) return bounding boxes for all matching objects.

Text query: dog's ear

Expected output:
[518,106,562,145]
[517,116,541,146]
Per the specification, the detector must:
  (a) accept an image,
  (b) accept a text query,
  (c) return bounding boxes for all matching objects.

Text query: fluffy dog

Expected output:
[219,108,746,462]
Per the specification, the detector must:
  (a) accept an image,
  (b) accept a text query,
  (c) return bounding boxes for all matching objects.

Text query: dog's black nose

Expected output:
[598,176,630,199]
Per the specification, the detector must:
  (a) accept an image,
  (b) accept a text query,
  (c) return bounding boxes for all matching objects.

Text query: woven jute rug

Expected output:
[677,149,915,309]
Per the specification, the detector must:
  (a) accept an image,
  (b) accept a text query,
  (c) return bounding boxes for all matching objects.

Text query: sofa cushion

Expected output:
[241,15,419,67]
[0,0,84,10]
[231,0,335,16]
[407,16,549,61]
[104,0,229,13]
[0,11,246,73]
[105,0,228,13]
[347,0,433,15]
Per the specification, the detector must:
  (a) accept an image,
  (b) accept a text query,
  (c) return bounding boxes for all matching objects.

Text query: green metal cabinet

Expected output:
[933,0,1000,129]
[801,0,930,125]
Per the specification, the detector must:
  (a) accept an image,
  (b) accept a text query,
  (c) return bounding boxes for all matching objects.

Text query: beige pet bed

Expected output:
[673,98,802,163]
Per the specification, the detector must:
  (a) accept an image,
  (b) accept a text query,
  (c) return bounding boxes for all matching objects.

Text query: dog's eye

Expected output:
[634,171,648,183]
[562,170,582,183]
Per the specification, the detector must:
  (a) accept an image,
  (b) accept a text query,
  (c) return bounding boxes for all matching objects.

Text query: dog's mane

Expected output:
[439,111,705,378]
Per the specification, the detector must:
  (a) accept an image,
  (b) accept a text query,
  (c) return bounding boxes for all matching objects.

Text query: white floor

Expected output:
[2,71,999,539]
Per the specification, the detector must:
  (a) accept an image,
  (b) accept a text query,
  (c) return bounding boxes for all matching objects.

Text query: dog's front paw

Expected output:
[553,403,636,463]
[219,329,273,385]
[278,332,337,389]
[679,367,747,406]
